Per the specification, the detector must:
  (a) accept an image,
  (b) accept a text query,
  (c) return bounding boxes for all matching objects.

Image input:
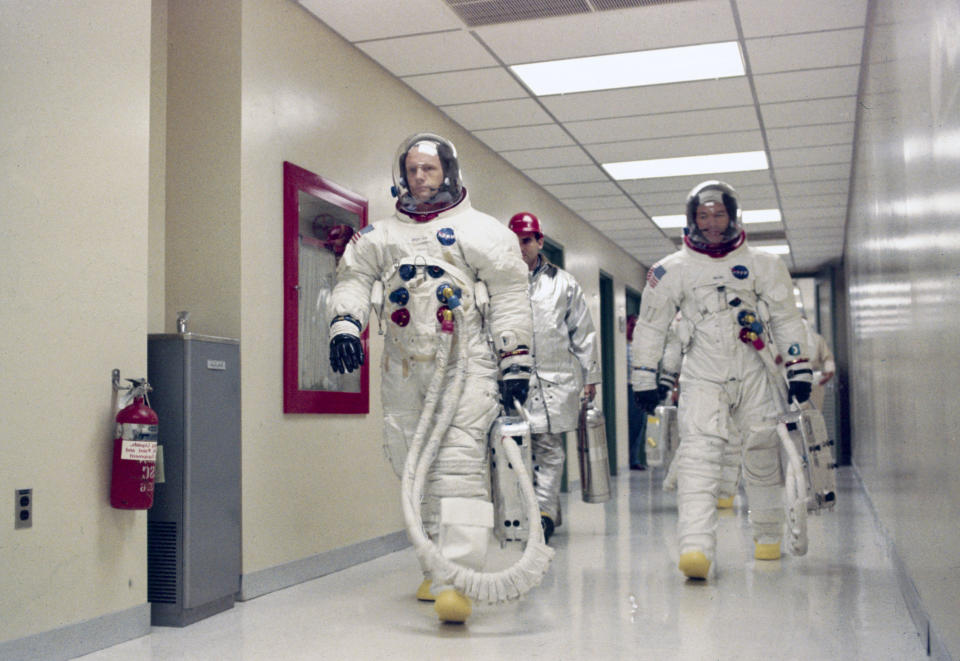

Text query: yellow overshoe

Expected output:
[717,496,735,509]
[678,550,711,579]
[416,579,435,602]
[754,542,782,560]
[434,589,472,623]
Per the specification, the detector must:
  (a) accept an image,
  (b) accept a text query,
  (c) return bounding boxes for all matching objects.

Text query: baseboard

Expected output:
[852,464,953,661]
[239,530,410,601]
[0,603,149,661]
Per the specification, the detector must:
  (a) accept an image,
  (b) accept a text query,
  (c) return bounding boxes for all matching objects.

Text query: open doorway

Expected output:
[599,272,617,475]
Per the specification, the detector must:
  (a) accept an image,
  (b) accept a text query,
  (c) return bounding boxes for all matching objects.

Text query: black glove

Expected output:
[499,378,529,413]
[329,334,364,374]
[634,389,660,413]
[787,380,812,404]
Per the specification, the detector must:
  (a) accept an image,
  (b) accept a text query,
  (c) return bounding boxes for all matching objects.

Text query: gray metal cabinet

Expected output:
[147,333,241,627]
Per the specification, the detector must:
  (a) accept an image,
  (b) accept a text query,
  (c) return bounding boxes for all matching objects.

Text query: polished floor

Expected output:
[76,467,925,661]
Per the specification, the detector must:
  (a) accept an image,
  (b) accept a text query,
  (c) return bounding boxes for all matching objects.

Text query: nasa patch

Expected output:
[436,227,456,246]
[731,265,749,279]
[788,343,801,356]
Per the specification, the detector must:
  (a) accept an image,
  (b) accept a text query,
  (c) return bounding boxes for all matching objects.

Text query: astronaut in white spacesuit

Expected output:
[659,313,742,509]
[328,133,533,622]
[509,212,601,543]
[631,181,813,580]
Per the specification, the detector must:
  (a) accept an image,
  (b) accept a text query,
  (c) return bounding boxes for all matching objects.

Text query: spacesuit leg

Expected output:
[430,357,500,591]
[675,381,726,575]
[381,355,437,595]
[736,369,785,557]
[531,431,565,522]
[717,435,743,507]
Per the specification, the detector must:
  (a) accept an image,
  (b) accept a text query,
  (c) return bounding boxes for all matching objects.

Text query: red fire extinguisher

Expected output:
[110,378,159,509]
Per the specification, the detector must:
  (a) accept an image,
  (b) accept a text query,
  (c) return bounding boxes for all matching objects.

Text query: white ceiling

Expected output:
[298,0,867,273]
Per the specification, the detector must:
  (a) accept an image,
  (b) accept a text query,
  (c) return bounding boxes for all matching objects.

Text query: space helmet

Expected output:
[683,180,745,256]
[392,132,464,218]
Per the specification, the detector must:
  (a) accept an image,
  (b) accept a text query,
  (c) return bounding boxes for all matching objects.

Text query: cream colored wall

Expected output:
[165,0,242,338]
[0,1,152,644]
[235,0,646,574]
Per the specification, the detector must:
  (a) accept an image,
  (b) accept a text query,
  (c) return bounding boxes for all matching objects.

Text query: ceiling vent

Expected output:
[445,0,695,27]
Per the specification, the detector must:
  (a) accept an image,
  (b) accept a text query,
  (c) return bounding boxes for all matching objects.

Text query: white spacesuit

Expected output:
[660,313,741,508]
[328,133,534,621]
[508,212,601,541]
[631,181,813,580]
[802,317,836,410]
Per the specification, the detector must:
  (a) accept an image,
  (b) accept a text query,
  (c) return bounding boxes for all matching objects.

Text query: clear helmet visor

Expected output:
[684,180,743,250]
[392,133,464,216]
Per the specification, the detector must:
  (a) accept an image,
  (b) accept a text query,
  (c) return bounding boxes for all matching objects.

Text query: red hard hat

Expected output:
[508,212,542,237]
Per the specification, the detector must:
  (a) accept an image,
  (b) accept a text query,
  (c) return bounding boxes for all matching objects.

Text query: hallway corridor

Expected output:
[74,467,924,660]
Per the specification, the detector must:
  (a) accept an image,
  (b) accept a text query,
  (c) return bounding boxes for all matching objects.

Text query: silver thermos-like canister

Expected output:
[577,399,611,503]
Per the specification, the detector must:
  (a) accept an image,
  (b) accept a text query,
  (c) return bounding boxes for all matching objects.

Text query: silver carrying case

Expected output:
[646,405,678,468]
[777,407,837,511]
[576,401,611,503]
[489,414,533,545]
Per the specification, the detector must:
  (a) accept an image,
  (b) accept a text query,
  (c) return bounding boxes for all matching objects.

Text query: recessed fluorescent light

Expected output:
[652,209,782,229]
[605,151,768,180]
[743,209,782,223]
[510,42,744,96]
[754,244,790,255]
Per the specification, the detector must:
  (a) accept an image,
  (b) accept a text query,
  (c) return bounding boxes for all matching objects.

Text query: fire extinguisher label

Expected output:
[117,423,159,461]
[120,440,157,461]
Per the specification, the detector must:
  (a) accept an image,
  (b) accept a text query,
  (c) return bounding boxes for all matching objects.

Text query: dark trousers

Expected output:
[627,386,647,467]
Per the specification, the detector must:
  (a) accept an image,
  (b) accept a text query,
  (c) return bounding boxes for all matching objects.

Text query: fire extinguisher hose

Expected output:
[400,305,553,603]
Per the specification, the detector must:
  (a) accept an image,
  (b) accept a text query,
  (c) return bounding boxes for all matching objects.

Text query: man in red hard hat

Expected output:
[508,212,600,543]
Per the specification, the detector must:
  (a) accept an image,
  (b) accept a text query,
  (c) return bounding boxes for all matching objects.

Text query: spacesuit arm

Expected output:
[328,226,380,332]
[660,316,684,377]
[564,278,602,385]
[754,253,813,398]
[631,261,682,391]
[459,217,534,360]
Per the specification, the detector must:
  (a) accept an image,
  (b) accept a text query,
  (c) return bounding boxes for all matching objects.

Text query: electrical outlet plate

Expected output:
[15,488,31,529]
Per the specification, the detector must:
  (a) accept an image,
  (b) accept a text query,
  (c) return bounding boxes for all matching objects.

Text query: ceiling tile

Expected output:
[774,163,852,182]
[297,0,462,41]
[736,0,868,37]
[472,124,574,151]
[771,145,853,168]
[546,181,623,199]
[567,106,760,144]
[761,97,858,128]
[563,195,637,211]
[524,165,610,186]
[499,146,594,169]
[541,77,754,123]
[586,130,764,163]
[766,123,855,150]
[402,68,528,105]
[745,29,864,74]
[357,32,496,76]
[779,180,849,197]
[473,0,736,64]
[754,66,861,104]
[441,98,555,130]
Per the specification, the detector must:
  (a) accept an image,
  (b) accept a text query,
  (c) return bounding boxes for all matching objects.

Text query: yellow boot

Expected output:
[434,589,472,623]
[416,579,435,602]
[754,542,782,560]
[678,550,711,579]
[717,496,735,509]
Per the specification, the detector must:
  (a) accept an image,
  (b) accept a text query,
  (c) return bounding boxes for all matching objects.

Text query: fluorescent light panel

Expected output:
[511,42,744,96]
[605,151,769,180]
[652,209,782,228]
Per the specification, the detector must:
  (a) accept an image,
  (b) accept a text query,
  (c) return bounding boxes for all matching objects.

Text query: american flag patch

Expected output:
[352,224,374,243]
[646,264,666,288]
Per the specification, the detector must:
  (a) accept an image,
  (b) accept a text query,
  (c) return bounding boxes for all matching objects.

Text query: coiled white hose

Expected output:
[400,304,553,603]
